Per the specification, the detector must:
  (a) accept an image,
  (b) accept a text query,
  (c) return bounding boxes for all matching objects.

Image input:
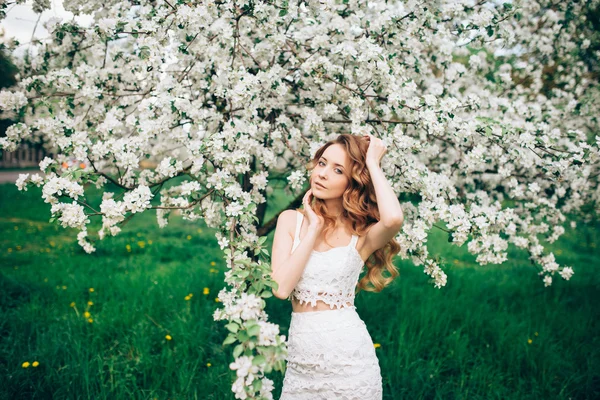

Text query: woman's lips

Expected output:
[315,182,326,189]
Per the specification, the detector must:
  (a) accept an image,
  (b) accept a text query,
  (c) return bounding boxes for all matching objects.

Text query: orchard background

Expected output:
[1,0,600,399]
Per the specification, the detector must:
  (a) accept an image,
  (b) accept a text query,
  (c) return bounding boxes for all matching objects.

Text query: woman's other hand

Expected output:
[363,133,387,167]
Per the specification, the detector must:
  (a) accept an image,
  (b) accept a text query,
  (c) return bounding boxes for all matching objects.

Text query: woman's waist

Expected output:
[291,297,355,313]
[288,302,364,333]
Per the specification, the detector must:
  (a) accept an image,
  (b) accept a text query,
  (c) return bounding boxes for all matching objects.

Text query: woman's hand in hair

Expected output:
[363,133,387,168]
[303,189,324,233]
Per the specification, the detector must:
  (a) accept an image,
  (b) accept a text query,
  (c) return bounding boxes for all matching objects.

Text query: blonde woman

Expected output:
[271,133,404,399]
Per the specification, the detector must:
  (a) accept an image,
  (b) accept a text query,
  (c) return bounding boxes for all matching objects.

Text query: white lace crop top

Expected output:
[288,210,365,309]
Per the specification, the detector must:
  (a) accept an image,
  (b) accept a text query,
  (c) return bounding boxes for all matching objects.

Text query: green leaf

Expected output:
[237,330,249,342]
[247,324,260,337]
[252,354,266,366]
[261,291,273,298]
[233,344,244,358]
[225,323,239,333]
[139,46,151,59]
[222,334,237,346]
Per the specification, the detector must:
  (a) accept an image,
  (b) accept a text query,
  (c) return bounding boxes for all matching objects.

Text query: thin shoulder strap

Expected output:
[350,233,359,249]
[291,211,303,253]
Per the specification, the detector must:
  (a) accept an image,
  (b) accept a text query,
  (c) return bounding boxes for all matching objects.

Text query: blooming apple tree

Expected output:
[1,0,599,398]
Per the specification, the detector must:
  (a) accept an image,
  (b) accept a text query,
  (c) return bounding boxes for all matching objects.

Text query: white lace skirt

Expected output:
[280,306,383,400]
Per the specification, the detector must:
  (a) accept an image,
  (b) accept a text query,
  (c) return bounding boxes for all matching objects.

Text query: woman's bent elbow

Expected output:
[270,271,288,300]
[272,286,290,300]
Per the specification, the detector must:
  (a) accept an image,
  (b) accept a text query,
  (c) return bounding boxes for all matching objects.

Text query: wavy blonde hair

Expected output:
[296,134,401,293]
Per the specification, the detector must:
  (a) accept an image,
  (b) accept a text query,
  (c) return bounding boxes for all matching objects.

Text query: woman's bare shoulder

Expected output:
[278,209,300,238]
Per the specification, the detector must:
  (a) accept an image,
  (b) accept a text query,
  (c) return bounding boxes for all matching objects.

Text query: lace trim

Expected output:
[291,290,355,309]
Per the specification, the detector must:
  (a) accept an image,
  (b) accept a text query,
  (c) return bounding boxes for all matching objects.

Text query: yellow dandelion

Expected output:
[148,240,152,245]
[62,285,67,290]
[70,302,76,307]
[16,245,21,250]
[88,301,93,306]
[186,235,192,240]
[84,311,91,318]
[210,261,216,266]
[45,248,51,253]
[527,338,532,344]
[89,288,94,292]
[32,361,39,367]
[206,363,212,367]
[188,293,193,297]
[184,295,191,301]
[453,259,459,264]
[88,318,93,323]
[209,268,217,273]
[137,232,142,237]
[126,244,131,252]
[137,241,145,248]
[22,361,30,368]
[534,332,539,336]
[215,298,221,303]
[49,241,56,247]
[203,287,210,295]
[166,335,172,341]
[373,343,381,348]
[197,228,203,233]
[8,248,12,253]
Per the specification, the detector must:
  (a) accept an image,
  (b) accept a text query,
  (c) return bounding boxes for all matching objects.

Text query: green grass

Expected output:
[0,181,598,399]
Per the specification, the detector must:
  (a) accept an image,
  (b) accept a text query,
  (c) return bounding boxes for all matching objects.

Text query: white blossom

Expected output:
[123,185,153,213]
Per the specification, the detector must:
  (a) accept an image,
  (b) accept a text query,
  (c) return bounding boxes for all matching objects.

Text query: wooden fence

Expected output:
[0,143,48,168]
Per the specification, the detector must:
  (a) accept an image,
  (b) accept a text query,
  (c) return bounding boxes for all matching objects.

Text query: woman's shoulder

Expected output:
[280,208,304,219]
[278,209,302,237]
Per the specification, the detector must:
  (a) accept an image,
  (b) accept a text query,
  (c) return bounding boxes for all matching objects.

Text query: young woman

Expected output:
[271,133,404,399]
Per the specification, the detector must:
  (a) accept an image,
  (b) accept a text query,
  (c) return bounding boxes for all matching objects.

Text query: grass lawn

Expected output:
[0,180,598,399]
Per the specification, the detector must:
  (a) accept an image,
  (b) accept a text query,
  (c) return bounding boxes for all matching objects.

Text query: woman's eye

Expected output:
[319,161,342,174]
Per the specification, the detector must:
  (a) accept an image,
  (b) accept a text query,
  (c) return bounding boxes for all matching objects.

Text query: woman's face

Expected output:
[310,144,351,200]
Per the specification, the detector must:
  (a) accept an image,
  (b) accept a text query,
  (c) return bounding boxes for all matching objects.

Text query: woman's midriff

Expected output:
[291,296,353,313]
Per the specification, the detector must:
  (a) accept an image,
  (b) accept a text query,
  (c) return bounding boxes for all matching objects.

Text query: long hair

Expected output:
[296,134,401,293]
